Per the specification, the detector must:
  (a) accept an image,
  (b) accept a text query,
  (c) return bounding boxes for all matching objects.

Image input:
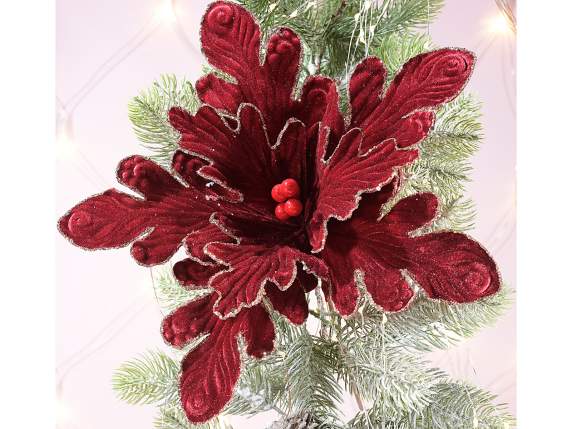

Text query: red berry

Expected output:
[284,198,303,217]
[271,184,287,203]
[281,178,300,198]
[274,203,290,221]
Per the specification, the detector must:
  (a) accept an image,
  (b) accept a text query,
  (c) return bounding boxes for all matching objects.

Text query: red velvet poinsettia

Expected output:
[58,1,500,423]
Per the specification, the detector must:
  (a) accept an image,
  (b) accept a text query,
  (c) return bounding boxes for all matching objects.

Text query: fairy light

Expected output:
[56,112,76,161]
[488,12,512,36]
[155,0,176,24]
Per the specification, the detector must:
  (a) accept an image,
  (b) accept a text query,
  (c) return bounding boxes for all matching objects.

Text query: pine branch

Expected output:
[128,74,198,167]
[389,94,484,232]
[349,381,514,428]
[112,350,179,405]
[362,287,513,353]
[237,0,442,78]
[153,267,209,313]
[282,332,344,426]
[338,339,448,415]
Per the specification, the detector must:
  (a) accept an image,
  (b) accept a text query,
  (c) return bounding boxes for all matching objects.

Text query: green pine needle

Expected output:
[112,350,179,405]
[128,74,198,167]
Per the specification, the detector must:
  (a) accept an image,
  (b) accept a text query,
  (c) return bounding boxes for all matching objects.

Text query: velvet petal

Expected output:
[308,128,417,252]
[200,2,301,142]
[295,76,338,132]
[322,190,499,314]
[206,240,328,318]
[172,104,279,213]
[161,294,274,423]
[406,232,500,303]
[58,156,216,266]
[349,49,474,151]
[173,258,222,288]
[265,275,310,325]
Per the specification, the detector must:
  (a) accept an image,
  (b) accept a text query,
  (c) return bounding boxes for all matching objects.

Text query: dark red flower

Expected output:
[58,1,500,423]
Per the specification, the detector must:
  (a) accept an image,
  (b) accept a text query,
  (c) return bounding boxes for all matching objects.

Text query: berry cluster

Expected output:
[271,178,303,221]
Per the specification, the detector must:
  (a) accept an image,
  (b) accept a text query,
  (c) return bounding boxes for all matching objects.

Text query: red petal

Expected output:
[241,304,276,358]
[265,275,309,325]
[200,2,301,142]
[201,2,261,84]
[349,57,387,128]
[179,322,241,423]
[298,266,319,292]
[58,156,218,266]
[161,295,217,349]
[322,178,401,316]
[58,189,146,250]
[321,84,345,148]
[406,232,500,302]
[308,129,417,252]
[351,49,474,151]
[274,119,307,190]
[381,193,438,236]
[196,73,243,112]
[207,240,328,318]
[385,110,436,148]
[162,293,275,423]
[322,191,498,314]
[169,107,194,134]
[295,76,338,130]
[173,258,221,288]
[184,223,232,264]
[363,265,413,312]
[176,104,277,213]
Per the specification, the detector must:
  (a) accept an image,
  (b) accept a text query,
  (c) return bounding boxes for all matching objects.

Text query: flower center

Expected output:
[271,178,302,221]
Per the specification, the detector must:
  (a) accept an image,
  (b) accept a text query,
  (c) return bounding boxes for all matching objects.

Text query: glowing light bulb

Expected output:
[156,0,176,24]
[56,115,76,161]
[488,13,511,35]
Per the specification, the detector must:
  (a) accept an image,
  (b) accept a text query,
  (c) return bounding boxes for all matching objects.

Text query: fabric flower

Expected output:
[58,1,500,423]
